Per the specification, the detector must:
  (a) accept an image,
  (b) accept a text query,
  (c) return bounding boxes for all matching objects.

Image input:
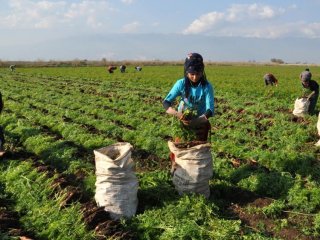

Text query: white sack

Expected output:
[94,142,138,220]
[168,141,213,199]
[293,97,310,117]
[317,112,320,136]
[316,113,320,147]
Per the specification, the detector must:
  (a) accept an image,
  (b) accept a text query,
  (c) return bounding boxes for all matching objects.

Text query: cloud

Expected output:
[121,21,140,33]
[216,21,320,39]
[36,1,64,10]
[63,1,111,28]
[288,4,297,9]
[121,0,134,5]
[181,3,320,39]
[183,3,284,35]
[228,3,285,20]
[34,19,51,29]
[248,4,278,19]
[2,1,66,28]
[226,4,279,21]
[1,1,112,29]
[152,22,160,27]
[183,12,224,34]
[300,22,320,38]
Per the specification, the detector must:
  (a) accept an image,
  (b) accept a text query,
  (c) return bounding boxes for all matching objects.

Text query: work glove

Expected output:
[181,115,211,141]
[181,115,208,128]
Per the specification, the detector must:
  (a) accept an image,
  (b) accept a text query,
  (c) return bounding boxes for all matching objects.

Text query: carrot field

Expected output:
[0,64,320,240]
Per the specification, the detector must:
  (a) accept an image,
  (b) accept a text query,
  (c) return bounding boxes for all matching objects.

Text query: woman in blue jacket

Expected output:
[162,53,214,142]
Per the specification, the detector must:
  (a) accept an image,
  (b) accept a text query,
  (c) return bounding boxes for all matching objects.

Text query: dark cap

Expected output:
[186,53,203,62]
[300,71,311,82]
[186,65,203,73]
[184,53,204,73]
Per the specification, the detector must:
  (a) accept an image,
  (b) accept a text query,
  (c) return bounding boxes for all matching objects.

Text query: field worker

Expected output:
[263,73,278,86]
[163,52,214,142]
[300,70,319,115]
[135,66,142,71]
[0,91,5,156]
[9,65,15,72]
[120,65,126,73]
[107,65,117,73]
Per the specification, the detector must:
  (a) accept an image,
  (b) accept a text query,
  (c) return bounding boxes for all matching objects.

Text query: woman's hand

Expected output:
[176,112,184,119]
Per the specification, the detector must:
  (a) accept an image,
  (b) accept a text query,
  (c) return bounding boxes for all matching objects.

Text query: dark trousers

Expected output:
[192,121,211,141]
[265,79,275,86]
[0,126,5,149]
[308,95,319,115]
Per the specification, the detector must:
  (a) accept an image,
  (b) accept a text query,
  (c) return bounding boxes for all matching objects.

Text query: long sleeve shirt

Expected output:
[163,78,214,118]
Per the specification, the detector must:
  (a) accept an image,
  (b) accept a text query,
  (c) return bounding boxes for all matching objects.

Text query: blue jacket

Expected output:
[164,78,214,117]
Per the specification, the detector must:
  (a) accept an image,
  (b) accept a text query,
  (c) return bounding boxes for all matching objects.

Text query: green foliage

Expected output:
[171,117,196,142]
[137,170,178,210]
[0,232,18,240]
[1,65,320,238]
[128,194,241,239]
[170,108,197,142]
[237,170,294,198]
[241,233,279,240]
[262,200,286,218]
[313,213,320,236]
[287,175,320,213]
[0,161,95,240]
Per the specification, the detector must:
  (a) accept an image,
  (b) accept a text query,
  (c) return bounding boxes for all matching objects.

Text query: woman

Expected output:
[162,53,214,142]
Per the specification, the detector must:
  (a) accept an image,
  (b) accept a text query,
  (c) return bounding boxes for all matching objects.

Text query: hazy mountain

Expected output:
[1,33,319,63]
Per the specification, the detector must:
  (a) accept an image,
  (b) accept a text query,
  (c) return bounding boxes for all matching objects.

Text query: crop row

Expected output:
[1,65,320,239]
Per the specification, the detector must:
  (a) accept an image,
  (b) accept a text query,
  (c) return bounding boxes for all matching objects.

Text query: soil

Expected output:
[0,204,35,239]
[81,200,135,240]
[132,148,168,172]
[291,115,311,124]
[214,185,317,240]
[230,199,316,240]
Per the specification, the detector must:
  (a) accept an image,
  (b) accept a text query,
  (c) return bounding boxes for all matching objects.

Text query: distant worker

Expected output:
[120,65,126,73]
[107,65,117,73]
[9,65,15,72]
[135,66,142,71]
[263,73,278,86]
[0,90,5,156]
[300,70,319,115]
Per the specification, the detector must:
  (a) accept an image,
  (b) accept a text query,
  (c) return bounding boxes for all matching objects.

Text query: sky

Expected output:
[1,0,320,63]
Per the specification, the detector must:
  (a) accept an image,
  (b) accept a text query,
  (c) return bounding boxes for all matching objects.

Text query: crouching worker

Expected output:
[264,73,278,86]
[163,52,214,142]
[300,70,319,115]
[107,65,117,73]
[162,53,214,171]
[0,91,5,156]
[163,53,214,197]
